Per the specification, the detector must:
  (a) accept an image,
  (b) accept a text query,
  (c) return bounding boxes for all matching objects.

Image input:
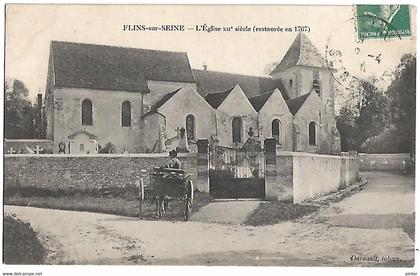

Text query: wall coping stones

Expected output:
[276,151,357,160]
[4,153,196,158]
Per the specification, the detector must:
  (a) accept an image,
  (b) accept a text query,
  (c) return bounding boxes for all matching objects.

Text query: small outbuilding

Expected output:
[67,130,99,154]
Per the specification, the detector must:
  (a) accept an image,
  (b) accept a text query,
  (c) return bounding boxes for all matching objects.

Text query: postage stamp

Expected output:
[356,5,411,40]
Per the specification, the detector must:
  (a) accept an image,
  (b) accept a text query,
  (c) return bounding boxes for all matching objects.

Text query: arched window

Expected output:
[309,122,316,146]
[186,114,196,141]
[82,99,93,126]
[232,117,242,143]
[79,144,85,153]
[312,79,321,96]
[272,119,282,145]
[121,101,131,127]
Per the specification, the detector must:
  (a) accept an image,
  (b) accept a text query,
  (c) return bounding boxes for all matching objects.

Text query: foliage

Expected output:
[98,142,117,154]
[3,215,46,264]
[361,127,403,153]
[336,105,359,152]
[5,79,36,138]
[336,80,389,152]
[337,54,416,153]
[356,81,389,144]
[387,53,416,153]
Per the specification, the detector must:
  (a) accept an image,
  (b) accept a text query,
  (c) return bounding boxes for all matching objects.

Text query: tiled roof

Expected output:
[51,41,195,93]
[270,33,328,75]
[143,88,182,117]
[248,90,276,112]
[193,69,288,100]
[68,130,98,140]
[205,86,235,109]
[286,92,311,115]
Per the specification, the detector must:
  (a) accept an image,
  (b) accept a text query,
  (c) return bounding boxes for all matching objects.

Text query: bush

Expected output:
[361,127,405,153]
[3,215,46,264]
[98,142,116,154]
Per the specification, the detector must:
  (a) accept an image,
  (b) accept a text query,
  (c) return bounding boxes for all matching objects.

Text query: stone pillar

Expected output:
[265,138,294,202]
[264,138,277,200]
[196,139,210,193]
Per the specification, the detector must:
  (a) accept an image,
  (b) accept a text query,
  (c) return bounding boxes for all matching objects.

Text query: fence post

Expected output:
[196,139,210,193]
[264,138,277,200]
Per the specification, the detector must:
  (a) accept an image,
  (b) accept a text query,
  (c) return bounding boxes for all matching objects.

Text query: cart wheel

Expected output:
[139,179,144,220]
[184,180,194,221]
[155,196,162,219]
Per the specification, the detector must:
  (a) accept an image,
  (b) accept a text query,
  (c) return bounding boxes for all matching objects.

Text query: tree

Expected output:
[336,80,389,152]
[356,80,389,146]
[4,79,36,139]
[336,105,358,152]
[361,127,402,153]
[387,53,416,153]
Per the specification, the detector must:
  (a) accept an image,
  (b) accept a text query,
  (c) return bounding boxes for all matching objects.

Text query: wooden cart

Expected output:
[138,167,194,221]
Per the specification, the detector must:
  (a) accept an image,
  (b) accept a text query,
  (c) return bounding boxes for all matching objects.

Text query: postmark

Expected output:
[323,8,409,104]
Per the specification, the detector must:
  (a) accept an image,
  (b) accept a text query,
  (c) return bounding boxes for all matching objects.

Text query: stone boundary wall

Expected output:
[359,153,413,172]
[264,141,359,203]
[290,152,359,203]
[4,153,203,194]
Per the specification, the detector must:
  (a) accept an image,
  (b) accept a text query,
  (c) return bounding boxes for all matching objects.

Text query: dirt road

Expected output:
[4,172,415,266]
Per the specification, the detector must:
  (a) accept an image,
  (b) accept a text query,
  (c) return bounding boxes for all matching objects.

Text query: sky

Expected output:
[5,4,416,101]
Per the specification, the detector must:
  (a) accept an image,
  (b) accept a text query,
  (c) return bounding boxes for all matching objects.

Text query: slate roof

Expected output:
[193,69,288,100]
[204,86,236,109]
[51,41,195,93]
[68,130,98,140]
[286,92,311,115]
[248,90,276,112]
[270,33,328,75]
[143,88,182,117]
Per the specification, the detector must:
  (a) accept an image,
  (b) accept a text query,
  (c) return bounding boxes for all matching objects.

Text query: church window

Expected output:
[309,122,316,145]
[80,144,85,153]
[122,101,131,127]
[272,119,282,145]
[312,79,321,96]
[289,79,293,87]
[82,99,93,126]
[186,114,196,141]
[232,117,243,143]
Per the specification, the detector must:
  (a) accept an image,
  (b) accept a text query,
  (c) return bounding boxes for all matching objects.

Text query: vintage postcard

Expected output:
[2,3,417,275]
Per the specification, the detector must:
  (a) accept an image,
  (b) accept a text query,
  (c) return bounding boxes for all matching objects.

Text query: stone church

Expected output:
[45,33,341,154]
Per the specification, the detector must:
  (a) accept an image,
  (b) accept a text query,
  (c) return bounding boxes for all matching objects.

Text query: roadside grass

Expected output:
[5,191,211,221]
[244,201,320,226]
[3,215,46,264]
[401,212,415,241]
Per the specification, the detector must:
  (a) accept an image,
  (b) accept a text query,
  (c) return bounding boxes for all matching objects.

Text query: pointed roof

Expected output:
[270,33,327,75]
[286,93,311,115]
[150,88,182,111]
[193,69,288,100]
[142,87,182,117]
[248,89,276,112]
[68,130,98,140]
[205,86,236,108]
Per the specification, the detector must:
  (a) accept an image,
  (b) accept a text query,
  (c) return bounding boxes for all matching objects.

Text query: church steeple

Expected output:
[270,33,327,76]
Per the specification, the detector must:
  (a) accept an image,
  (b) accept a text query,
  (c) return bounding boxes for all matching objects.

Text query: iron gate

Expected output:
[209,139,265,199]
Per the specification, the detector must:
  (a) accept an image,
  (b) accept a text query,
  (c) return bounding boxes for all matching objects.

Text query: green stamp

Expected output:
[356,5,411,40]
